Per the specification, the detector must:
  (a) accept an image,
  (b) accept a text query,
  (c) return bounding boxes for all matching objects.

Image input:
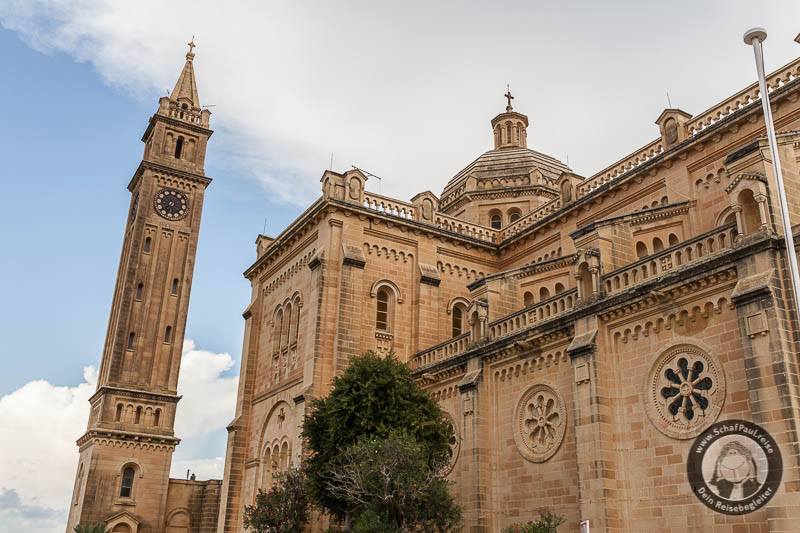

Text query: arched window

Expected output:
[171,278,179,295]
[120,467,135,498]
[291,300,301,345]
[668,234,679,247]
[376,288,391,332]
[561,180,573,203]
[636,241,648,259]
[508,208,522,223]
[164,326,173,343]
[281,303,292,349]
[554,283,565,294]
[127,332,135,350]
[523,291,534,307]
[578,262,593,300]
[153,409,161,427]
[738,189,761,234]
[489,210,502,229]
[451,305,465,337]
[174,136,184,159]
[539,287,550,301]
[273,310,283,353]
[470,310,481,340]
[652,237,664,253]
[134,406,142,424]
[143,237,152,253]
[115,404,123,422]
[135,283,144,300]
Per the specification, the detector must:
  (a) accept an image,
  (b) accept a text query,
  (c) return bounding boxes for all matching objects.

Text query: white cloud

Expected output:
[4,1,799,209]
[0,339,236,532]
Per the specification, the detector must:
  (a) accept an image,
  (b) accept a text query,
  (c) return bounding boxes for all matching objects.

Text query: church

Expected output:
[67,40,800,532]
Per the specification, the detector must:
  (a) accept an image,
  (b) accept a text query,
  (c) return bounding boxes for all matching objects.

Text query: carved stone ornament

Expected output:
[513,383,566,463]
[644,343,725,440]
[443,412,460,475]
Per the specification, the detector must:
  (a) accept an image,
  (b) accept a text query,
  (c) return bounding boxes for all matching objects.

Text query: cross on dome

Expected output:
[504,85,514,112]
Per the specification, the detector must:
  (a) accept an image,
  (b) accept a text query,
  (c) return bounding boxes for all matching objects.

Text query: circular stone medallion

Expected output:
[687,419,782,515]
[513,383,566,463]
[442,413,460,475]
[645,343,725,439]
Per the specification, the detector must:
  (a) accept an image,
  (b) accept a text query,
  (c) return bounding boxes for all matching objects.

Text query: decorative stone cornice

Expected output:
[128,160,212,192]
[77,428,179,451]
[89,385,181,405]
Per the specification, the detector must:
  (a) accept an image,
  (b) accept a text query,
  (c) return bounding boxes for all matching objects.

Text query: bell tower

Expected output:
[66,41,213,533]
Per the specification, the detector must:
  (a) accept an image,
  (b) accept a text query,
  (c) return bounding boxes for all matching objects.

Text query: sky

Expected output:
[0,1,798,531]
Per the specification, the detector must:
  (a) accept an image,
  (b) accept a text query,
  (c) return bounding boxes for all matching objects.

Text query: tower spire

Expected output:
[170,37,201,108]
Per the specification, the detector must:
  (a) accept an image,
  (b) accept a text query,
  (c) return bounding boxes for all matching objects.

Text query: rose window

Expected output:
[645,344,725,439]
[660,357,713,421]
[513,384,566,463]
[442,416,460,475]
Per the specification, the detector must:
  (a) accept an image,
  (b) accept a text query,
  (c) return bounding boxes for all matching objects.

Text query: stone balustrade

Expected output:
[363,192,416,220]
[499,198,563,240]
[577,139,664,199]
[602,224,737,296]
[411,289,577,370]
[686,57,800,136]
[489,289,577,339]
[410,332,470,370]
[432,212,498,243]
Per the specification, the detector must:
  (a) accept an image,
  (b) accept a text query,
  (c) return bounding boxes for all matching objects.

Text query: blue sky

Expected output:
[0,28,296,393]
[1,1,799,531]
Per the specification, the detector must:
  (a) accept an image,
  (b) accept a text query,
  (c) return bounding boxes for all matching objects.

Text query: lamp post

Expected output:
[743,28,800,321]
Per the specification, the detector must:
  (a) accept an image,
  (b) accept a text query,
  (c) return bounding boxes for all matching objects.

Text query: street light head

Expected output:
[744,27,767,45]
[795,32,800,44]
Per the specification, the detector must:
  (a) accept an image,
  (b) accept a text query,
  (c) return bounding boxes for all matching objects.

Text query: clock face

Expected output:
[154,188,189,220]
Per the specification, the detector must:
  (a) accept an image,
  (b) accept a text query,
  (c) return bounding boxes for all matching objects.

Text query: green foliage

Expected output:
[74,524,106,533]
[243,467,310,533]
[502,509,566,533]
[327,431,461,532]
[303,351,454,520]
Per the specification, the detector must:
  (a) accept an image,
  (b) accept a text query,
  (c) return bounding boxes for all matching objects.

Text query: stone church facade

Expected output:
[68,43,800,532]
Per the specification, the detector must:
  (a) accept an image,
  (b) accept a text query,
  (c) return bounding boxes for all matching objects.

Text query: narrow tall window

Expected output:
[135,283,144,300]
[273,310,283,353]
[127,332,135,350]
[452,305,463,337]
[120,467,135,498]
[376,288,390,331]
[153,409,161,427]
[171,278,179,295]
[143,237,152,253]
[115,404,123,422]
[174,136,184,159]
[490,212,502,229]
[134,406,142,425]
[164,326,173,343]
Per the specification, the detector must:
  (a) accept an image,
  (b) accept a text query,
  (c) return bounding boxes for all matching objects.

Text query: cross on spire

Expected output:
[186,36,196,60]
[504,84,514,112]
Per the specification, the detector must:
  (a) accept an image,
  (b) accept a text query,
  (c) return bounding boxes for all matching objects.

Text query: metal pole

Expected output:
[744,28,800,321]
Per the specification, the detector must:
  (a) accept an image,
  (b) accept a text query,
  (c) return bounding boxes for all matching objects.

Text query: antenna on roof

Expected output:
[666,91,672,108]
[352,165,384,195]
[330,152,334,170]
[262,217,267,235]
[566,154,570,167]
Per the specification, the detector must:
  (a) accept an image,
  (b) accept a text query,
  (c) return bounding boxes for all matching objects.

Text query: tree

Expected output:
[74,524,106,533]
[302,351,456,523]
[243,467,310,533]
[502,509,566,533]
[327,431,461,532]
